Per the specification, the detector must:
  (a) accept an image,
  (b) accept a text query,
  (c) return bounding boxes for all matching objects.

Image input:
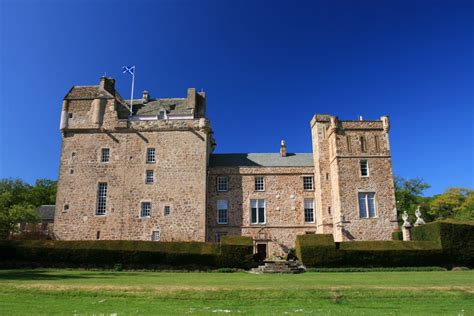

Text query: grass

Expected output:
[0,269,473,315]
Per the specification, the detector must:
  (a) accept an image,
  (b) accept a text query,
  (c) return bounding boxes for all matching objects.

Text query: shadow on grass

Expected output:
[0,269,144,281]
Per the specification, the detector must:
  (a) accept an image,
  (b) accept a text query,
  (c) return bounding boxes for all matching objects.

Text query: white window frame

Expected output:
[360,160,369,177]
[141,202,151,218]
[100,148,110,163]
[217,176,229,192]
[303,176,314,191]
[95,182,107,215]
[254,177,265,192]
[304,199,315,223]
[358,191,377,218]
[250,199,266,224]
[145,170,154,184]
[217,199,228,224]
[146,148,156,163]
[151,230,160,241]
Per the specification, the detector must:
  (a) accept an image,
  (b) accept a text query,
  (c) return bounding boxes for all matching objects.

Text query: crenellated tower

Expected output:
[311,114,398,241]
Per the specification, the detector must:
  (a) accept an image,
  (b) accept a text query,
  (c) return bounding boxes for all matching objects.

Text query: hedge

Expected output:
[296,220,473,268]
[0,236,253,270]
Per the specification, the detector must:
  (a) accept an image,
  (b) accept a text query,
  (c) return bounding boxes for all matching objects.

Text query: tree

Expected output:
[394,176,431,222]
[429,187,474,220]
[0,178,56,239]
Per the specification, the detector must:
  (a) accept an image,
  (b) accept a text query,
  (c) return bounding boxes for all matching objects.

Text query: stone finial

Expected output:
[401,211,412,241]
[402,211,411,228]
[414,206,425,226]
[280,140,287,157]
[381,115,390,132]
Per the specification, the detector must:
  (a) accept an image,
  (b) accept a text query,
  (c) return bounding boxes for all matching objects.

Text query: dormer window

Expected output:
[158,110,166,120]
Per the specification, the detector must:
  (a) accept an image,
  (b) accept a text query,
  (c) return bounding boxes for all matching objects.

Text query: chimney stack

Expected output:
[142,90,150,102]
[99,76,115,94]
[280,140,287,157]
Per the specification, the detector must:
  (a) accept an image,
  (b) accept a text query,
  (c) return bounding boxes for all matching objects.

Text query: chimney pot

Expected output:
[142,90,150,102]
[280,140,287,157]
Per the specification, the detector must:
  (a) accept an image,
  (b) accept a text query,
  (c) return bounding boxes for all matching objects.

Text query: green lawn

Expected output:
[0,269,473,315]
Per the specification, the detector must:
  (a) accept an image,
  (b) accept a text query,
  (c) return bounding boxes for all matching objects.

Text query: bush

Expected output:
[413,220,474,267]
[218,236,253,269]
[392,231,402,240]
[0,238,254,270]
[296,220,474,268]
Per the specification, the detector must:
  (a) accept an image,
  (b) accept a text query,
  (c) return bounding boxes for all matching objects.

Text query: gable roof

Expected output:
[209,153,314,167]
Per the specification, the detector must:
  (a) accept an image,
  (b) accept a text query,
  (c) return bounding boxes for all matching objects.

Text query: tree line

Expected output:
[0,177,472,239]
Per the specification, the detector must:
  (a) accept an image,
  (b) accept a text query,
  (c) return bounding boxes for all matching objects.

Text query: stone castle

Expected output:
[54,77,398,257]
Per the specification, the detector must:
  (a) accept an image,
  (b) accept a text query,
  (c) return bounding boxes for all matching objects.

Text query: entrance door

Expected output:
[256,243,267,259]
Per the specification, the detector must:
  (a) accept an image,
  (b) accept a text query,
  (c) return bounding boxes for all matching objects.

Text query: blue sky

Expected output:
[0,0,472,195]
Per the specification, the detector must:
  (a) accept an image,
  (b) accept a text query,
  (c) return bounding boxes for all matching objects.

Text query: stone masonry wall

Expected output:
[207,166,317,257]
[54,96,210,241]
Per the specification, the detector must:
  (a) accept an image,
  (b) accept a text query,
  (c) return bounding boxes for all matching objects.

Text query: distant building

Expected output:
[19,205,55,238]
[54,76,398,257]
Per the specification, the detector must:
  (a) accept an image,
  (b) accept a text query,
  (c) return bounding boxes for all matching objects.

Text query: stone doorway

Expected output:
[256,243,267,259]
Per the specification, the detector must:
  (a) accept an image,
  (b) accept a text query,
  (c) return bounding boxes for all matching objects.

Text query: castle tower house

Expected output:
[311,114,398,241]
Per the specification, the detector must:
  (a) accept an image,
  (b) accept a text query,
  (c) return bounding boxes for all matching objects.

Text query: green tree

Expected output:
[394,177,431,222]
[429,187,474,220]
[0,178,57,239]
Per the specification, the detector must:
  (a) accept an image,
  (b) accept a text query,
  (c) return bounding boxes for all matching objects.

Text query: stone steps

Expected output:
[251,260,306,274]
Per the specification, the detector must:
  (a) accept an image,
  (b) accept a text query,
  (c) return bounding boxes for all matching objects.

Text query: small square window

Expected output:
[141,202,151,217]
[254,177,265,191]
[164,206,171,216]
[151,230,160,241]
[101,148,110,163]
[68,113,73,119]
[145,170,154,184]
[303,176,314,191]
[217,176,228,192]
[360,160,369,177]
[146,148,156,163]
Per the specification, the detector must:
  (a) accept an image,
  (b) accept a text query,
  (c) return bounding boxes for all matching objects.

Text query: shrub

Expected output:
[296,220,473,268]
[0,238,254,270]
[392,231,402,240]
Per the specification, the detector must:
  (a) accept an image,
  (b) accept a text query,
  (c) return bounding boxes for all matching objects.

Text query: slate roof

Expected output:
[36,205,55,221]
[209,153,314,167]
[64,86,114,100]
[126,98,193,116]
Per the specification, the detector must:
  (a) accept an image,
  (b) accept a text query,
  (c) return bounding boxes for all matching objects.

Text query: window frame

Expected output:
[254,177,265,192]
[358,191,377,218]
[145,170,154,184]
[304,198,315,223]
[217,176,229,192]
[217,199,228,224]
[164,205,171,216]
[360,136,367,152]
[151,230,160,241]
[250,199,266,224]
[141,201,151,218]
[100,148,110,163]
[95,182,108,216]
[303,176,314,191]
[146,148,156,164]
[360,160,369,177]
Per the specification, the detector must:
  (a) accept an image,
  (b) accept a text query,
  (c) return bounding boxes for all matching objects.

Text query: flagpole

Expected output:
[130,69,135,116]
